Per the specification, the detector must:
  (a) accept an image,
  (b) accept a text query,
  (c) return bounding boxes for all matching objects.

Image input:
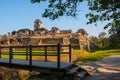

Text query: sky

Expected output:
[0,0,108,37]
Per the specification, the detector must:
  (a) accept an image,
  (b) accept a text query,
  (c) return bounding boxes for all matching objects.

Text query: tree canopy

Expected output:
[31,0,83,20]
[31,0,120,30]
[86,0,120,29]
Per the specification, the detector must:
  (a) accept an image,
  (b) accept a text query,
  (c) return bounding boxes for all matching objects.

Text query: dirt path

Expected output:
[79,55,120,80]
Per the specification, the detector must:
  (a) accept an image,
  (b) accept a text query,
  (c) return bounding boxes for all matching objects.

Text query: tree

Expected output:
[98,32,106,39]
[89,36,99,44]
[98,32,107,47]
[109,26,120,41]
[31,0,120,27]
[108,26,120,47]
[109,33,119,47]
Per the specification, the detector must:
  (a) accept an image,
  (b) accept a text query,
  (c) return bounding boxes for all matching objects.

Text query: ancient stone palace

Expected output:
[0,19,96,50]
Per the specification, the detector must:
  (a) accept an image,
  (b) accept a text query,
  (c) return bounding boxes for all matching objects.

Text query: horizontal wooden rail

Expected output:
[0,44,76,48]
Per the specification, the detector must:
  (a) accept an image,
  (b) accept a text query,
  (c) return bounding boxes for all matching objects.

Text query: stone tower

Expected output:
[34,19,43,30]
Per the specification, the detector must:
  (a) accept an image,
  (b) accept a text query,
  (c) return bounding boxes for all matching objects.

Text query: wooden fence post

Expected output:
[0,46,1,58]
[9,46,13,68]
[26,46,28,60]
[69,44,72,63]
[29,45,32,71]
[44,46,47,61]
[57,44,60,68]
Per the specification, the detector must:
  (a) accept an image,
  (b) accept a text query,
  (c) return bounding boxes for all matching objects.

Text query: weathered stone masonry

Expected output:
[0,19,97,50]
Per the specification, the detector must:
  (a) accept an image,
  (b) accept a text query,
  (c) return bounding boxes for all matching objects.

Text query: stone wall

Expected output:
[70,38,80,49]
[42,38,63,44]
[0,34,91,51]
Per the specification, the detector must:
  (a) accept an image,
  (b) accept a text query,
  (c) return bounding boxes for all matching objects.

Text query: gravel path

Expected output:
[80,55,120,80]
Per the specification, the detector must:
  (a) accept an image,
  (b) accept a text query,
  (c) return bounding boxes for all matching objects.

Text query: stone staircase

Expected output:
[62,64,90,80]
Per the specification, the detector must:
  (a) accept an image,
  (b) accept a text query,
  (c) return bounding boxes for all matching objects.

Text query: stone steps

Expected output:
[63,64,90,80]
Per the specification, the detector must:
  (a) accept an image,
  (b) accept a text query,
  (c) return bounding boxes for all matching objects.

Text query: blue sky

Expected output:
[0,0,108,36]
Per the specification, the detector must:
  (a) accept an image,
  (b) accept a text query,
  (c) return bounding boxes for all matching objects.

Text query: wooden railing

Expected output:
[0,44,72,69]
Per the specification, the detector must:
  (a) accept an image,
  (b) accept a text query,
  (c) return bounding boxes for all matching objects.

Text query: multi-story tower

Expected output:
[34,19,43,30]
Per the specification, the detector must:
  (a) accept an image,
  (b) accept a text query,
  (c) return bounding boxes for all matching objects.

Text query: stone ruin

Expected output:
[0,19,97,51]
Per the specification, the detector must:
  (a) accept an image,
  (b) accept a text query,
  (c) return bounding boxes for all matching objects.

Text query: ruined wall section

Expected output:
[42,38,63,44]
[70,38,80,49]
[27,37,71,51]
[41,38,64,50]
[78,33,90,50]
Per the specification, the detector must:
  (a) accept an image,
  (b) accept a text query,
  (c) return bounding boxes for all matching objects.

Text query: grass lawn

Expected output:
[1,50,70,61]
[1,49,120,62]
[78,49,120,62]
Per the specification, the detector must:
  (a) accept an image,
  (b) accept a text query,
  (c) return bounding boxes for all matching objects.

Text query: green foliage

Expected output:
[109,26,120,42]
[109,33,120,47]
[30,0,120,28]
[31,0,83,20]
[90,32,109,48]
[89,36,100,47]
[109,26,120,35]
[98,32,108,47]
[86,0,120,29]
[98,32,106,39]
[89,36,99,43]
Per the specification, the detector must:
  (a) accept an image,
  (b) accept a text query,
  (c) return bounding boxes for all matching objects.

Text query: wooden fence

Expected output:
[0,44,72,69]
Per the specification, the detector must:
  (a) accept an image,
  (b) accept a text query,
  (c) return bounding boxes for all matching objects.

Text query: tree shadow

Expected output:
[81,55,120,80]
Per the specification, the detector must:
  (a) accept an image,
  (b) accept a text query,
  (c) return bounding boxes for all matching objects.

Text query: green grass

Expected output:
[1,50,69,60]
[79,49,120,62]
